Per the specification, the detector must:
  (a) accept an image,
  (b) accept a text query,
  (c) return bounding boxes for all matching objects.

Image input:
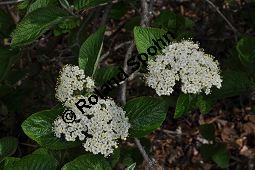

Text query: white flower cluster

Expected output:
[53,97,130,157]
[55,64,95,104]
[146,40,222,96]
[53,65,130,157]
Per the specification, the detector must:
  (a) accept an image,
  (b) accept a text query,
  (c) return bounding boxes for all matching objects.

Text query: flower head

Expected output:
[53,97,130,157]
[55,65,95,104]
[146,40,222,96]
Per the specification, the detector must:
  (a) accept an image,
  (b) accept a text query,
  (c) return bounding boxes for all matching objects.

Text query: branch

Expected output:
[119,42,134,105]
[204,0,238,41]
[118,40,157,169]
[148,0,154,12]
[140,0,150,27]
[135,1,156,169]
[100,40,132,62]
[6,4,19,23]
[134,138,156,169]
[118,0,156,169]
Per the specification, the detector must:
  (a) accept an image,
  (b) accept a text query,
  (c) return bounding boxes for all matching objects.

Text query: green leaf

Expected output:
[61,153,111,170]
[236,37,255,71]
[212,144,229,168]
[0,48,20,81]
[27,0,57,13]
[153,10,194,39]
[79,26,105,76]
[125,163,136,170]
[236,37,255,63]
[74,0,109,10]
[94,66,119,86]
[200,144,215,160]
[153,10,182,31]
[161,96,178,108]
[54,17,80,36]
[3,157,20,169]
[108,148,120,167]
[200,143,229,168]
[124,96,169,137]
[59,17,80,30]
[174,70,251,118]
[17,1,30,11]
[33,148,51,155]
[120,146,143,166]
[210,70,254,99]
[11,7,69,47]
[21,106,80,150]
[32,148,73,166]
[0,137,18,161]
[134,26,170,55]
[196,95,215,114]
[122,156,134,168]
[4,153,57,170]
[174,93,190,118]
[199,124,215,141]
[154,11,174,28]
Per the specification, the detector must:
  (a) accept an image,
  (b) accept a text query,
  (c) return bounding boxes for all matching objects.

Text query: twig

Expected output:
[134,138,156,169]
[134,2,157,169]
[148,0,154,20]
[204,0,238,41]
[162,129,184,136]
[119,42,134,105]
[140,0,150,27]
[6,4,19,23]
[20,142,38,148]
[118,39,156,170]
[118,0,156,169]
[128,1,140,14]
[62,6,77,17]
[100,41,132,62]
[0,0,24,5]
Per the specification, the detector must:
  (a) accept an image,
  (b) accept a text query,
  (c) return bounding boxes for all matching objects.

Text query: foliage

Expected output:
[4,149,57,169]
[0,137,18,162]
[11,7,70,47]
[199,123,229,168]
[79,26,105,76]
[0,0,254,169]
[134,26,168,55]
[124,96,170,137]
[21,106,80,150]
[61,154,111,170]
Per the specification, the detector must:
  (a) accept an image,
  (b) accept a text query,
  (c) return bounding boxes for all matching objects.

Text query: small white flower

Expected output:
[55,64,95,104]
[53,115,88,141]
[52,97,130,157]
[146,40,222,96]
[85,77,95,90]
